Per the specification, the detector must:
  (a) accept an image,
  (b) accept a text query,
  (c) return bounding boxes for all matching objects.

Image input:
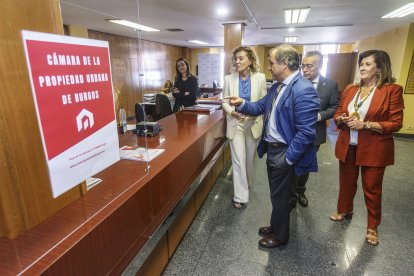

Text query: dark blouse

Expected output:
[173,75,198,107]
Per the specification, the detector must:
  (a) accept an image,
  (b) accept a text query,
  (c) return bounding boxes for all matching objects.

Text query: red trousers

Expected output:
[337,146,385,229]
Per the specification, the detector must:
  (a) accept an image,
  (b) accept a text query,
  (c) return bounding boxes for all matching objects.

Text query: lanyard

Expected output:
[353,85,376,112]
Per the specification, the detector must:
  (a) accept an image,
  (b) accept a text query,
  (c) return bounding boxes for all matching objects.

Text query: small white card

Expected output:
[119,146,165,162]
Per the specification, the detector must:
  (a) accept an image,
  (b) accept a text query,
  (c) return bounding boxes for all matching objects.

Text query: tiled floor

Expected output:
[162,139,414,276]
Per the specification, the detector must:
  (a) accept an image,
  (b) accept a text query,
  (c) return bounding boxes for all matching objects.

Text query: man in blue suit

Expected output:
[226,45,320,248]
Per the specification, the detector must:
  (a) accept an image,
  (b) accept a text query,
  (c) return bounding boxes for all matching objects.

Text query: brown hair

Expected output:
[175,58,195,80]
[161,80,173,93]
[358,50,396,87]
[231,46,260,73]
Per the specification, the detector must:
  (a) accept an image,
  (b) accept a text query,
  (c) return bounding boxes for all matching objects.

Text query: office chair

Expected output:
[153,93,173,121]
[135,103,146,123]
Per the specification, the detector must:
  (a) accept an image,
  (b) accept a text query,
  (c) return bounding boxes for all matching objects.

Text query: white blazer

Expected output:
[222,72,267,139]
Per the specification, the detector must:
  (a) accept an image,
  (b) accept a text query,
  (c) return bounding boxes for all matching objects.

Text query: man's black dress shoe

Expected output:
[258,226,273,236]
[298,193,308,207]
[258,234,287,248]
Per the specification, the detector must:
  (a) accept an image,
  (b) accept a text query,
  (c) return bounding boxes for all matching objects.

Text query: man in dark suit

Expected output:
[295,51,340,207]
[226,45,320,248]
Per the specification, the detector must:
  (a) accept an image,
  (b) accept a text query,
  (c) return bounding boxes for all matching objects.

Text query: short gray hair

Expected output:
[305,51,323,67]
[269,44,300,71]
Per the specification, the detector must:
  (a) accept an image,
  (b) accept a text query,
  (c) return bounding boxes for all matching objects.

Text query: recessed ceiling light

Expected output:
[288,27,295,32]
[382,2,414,18]
[284,8,310,24]
[285,36,298,43]
[107,19,160,32]
[187,40,209,45]
[217,8,228,16]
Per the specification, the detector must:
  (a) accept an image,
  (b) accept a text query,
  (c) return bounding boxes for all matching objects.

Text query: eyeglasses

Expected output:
[300,63,317,70]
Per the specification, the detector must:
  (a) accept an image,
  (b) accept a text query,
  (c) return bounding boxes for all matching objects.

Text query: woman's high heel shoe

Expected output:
[329,212,353,221]
[366,228,379,246]
[232,200,245,209]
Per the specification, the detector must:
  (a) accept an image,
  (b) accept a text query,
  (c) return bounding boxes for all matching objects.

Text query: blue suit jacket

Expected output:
[240,73,320,175]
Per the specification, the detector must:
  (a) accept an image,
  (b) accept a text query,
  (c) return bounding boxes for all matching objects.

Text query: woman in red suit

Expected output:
[329,50,404,246]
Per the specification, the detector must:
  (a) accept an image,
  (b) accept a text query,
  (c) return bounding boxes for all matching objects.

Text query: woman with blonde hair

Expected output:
[222,46,267,208]
[161,80,175,110]
[161,80,173,94]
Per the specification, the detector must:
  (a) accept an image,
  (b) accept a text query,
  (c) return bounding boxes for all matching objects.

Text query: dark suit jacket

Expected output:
[334,83,404,167]
[240,73,320,176]
[315,76,340,145]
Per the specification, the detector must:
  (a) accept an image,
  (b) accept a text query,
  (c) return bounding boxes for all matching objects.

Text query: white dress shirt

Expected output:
[347,86,377,145]
[265,71,300,144]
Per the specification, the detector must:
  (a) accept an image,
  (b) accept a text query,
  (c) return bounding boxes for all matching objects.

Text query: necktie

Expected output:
[267,83,284,120]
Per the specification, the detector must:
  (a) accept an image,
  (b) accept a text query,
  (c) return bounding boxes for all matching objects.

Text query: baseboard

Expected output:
[394,133,414,141]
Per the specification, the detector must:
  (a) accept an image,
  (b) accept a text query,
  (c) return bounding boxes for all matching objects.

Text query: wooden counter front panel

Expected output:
[0,111,226,275]
[150,118,225,229]
[42,220,113,276]
[44,184,152,275]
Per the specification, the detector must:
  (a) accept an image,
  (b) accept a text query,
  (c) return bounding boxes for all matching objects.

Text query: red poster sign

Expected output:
[22,31,120,198]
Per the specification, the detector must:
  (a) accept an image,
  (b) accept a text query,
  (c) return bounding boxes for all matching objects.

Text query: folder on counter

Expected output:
[182,104,221,114]
[196,98,223,105]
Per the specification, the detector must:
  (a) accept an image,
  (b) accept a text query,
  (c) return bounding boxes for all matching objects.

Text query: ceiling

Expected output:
[60,0,414,47]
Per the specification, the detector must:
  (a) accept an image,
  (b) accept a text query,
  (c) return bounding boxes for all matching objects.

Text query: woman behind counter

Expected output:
[161,79,175,110]
[330,50,404,246]
[173,58,198,111]
[222,46,267,209]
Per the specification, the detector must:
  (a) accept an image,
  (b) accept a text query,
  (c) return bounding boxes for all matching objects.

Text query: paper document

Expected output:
[86,177,102,190]
[127,124,136,131]
[119,146,164,162]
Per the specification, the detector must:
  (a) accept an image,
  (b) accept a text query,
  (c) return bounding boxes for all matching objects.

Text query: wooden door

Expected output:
[326,52,358,92]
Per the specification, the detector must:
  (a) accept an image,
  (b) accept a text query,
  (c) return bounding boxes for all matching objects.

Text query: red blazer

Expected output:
[334,83,404,167]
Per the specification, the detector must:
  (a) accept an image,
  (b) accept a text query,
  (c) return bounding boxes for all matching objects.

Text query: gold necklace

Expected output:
[350,85,376,120]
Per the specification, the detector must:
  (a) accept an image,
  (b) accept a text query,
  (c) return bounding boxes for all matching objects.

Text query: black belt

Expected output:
[268,142,287,148]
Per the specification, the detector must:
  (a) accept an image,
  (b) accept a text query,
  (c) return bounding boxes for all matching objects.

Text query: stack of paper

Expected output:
[119,146,164,162]
[183,104,220,114]
[143,93,156,104]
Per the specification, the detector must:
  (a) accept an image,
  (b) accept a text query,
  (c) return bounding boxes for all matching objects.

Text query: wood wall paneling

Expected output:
[404,48,414,94]
[89,31,186,118]
[0,118,23,237]
[67,25,88,38]
[0,0,83,238]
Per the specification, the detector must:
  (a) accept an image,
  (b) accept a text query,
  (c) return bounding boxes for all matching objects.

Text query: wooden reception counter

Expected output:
[0,110,227,275]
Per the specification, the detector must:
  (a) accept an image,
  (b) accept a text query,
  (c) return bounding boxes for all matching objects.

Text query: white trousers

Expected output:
[229,124,258,203]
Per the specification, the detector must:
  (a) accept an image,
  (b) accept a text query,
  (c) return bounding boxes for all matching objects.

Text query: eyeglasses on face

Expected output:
[300,63,317,70]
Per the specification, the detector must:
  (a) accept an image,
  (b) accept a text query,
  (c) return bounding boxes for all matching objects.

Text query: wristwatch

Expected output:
[364,121,371,130]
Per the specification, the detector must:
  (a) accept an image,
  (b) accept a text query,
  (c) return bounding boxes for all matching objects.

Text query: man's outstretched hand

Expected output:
[224,96,243,106]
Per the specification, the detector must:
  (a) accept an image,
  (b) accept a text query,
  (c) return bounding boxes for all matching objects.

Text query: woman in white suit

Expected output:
[222,46,267,208]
